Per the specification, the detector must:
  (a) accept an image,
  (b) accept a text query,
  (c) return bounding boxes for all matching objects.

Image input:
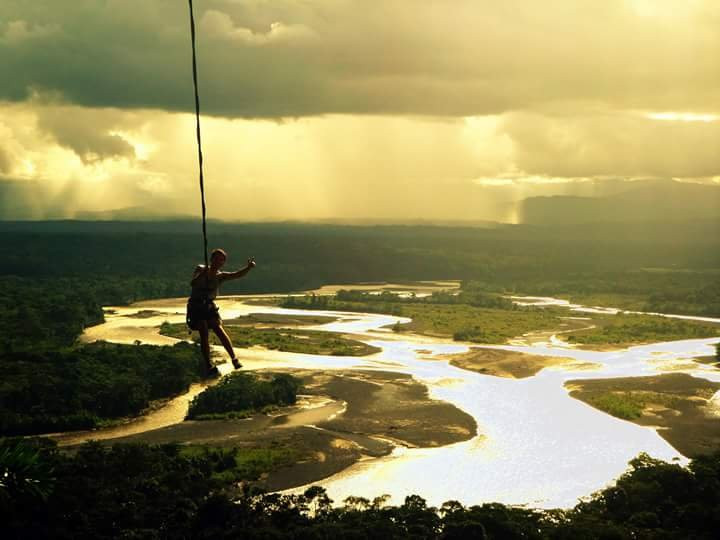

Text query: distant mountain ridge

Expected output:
[75,206,193,221]
[519,180,720,225]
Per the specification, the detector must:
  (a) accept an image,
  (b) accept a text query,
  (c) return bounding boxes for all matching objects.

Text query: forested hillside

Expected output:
[1,220,718,314]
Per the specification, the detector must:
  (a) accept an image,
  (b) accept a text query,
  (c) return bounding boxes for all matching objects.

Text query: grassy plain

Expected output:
[277,292,719,347]
[279,294,563,343]
[582,392,684,420]
[160,320,379,356]
[560,293,648,311]
[223,312,338,326]
[396,304,560,342]
[565,313,719,347]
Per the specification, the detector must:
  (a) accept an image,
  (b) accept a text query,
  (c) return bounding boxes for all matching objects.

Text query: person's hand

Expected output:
[247,257,256,269]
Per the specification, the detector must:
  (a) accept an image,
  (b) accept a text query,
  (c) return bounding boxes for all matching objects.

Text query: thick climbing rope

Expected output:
[187,0,209,270]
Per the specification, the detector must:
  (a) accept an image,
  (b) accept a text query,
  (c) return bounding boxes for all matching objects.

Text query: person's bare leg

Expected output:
[211,322,241,368]
[198,320,213,372]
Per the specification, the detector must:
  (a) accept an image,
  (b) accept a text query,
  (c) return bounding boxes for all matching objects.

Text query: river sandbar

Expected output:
[303,370,477,447]
[566,373,720,457]
[444,348,597,378]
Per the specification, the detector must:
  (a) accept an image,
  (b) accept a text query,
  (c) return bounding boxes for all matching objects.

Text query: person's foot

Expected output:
[204,365,221,378]
[231,357,242,369]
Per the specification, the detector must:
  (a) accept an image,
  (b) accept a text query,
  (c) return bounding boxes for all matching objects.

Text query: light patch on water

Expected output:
[287,338,689,508]
[508,295,720,324]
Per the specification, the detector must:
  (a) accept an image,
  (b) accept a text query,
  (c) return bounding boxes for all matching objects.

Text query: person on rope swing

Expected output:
[187,248,256,376]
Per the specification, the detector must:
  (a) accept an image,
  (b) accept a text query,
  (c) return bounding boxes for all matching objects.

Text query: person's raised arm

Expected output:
[223,258,256,281]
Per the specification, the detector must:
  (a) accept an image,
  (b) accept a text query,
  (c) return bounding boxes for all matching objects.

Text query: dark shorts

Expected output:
[186,298,221,331]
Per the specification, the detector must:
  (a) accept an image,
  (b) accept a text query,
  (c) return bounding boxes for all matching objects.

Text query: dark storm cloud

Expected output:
[36,107,136,163]
[1,0,718,118]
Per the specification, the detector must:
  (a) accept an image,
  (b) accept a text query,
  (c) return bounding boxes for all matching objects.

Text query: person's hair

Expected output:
[210,248,227,261]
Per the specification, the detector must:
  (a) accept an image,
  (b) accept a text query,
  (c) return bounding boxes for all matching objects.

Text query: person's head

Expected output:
[210,248,227,269]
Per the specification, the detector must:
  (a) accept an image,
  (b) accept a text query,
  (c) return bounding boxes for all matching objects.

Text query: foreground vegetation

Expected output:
[3,438,720,539]
[0,341,202,436]
[187,372,302,420]
[179,444,303,484]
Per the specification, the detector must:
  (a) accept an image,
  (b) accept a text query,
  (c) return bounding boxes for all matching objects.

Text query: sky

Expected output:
[1,0,719,222]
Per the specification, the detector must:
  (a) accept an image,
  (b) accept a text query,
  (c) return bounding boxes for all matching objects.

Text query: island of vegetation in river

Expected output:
[565,313,719,347]
[281,289,564,343]
[160,316,380,356]
[187,372,302,420]
[279,287,720,347]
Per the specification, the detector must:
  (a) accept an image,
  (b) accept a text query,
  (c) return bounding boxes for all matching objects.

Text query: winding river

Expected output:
[74,288,720,509]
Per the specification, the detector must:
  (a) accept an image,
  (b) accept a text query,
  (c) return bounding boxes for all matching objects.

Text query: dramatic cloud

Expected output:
[0,102,515,221]
[1,0,718,118]
[36,107,136,164]
[503,110,720,178]
[1,1,718,222]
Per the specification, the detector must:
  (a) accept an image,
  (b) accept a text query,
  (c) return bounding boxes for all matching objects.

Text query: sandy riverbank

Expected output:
[69,369,477,491]
[304,370,477,446]
[566,373,720,457]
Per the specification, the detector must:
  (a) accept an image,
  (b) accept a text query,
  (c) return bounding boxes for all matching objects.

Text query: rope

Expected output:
[188,0,209,270]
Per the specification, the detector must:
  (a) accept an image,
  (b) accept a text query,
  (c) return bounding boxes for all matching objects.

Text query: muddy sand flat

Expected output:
[303,370,477,447]
[74,369,476,491]
[445,348,596,379]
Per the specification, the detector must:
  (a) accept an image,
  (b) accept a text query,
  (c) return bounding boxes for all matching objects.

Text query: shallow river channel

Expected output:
[75,290,720,509]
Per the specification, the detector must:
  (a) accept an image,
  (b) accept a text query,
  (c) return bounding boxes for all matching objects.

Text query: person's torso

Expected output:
[190,268,229,300]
